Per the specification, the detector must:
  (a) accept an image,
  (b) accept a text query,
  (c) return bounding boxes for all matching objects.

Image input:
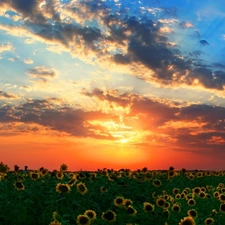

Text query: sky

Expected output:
[0,0,225,171]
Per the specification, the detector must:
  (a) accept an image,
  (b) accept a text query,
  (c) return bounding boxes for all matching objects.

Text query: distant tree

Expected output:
[14,165,20,172]
[169,166,174,171]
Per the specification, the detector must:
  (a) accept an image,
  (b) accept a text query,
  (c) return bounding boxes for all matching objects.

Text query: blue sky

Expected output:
[1,0,225,170]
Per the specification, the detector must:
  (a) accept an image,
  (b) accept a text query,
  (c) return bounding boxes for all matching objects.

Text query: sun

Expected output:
[119,139,128,144]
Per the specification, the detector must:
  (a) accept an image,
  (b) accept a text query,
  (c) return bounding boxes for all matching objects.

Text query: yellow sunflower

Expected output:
[179,216,196,225]
[84,210,97,220]
[14,181,25,190]
[56,183,71,193]
[101,210,116,222]
[77,215,91,225]
[77,182,88,195]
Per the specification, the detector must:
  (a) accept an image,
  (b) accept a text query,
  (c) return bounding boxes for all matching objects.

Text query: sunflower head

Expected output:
[163,209,170,218]
[124,199,133,208]
[77,215,91,225]
[56,183,71,193]
[188,198,196,206]
[126,205,137,216]
[153,179,162,187]
[179,216,196,225]
[114,196,125,207]
[156,197,166,207]
[67,178,77,187]
[77,182,88,195]
[220,203,225,213]
[30,171,40,180]
[60,164,68,172]
[188,209,198,218]
[14,181,25,190]
[204,217,214,225]
[173,188,180,195]
[56,172,64,180]
[101,210,116,222]
[84,210,97,220]
[172,204,181,212]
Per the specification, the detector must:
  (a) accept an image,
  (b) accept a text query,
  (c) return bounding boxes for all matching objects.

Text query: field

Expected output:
[0,162,225,225]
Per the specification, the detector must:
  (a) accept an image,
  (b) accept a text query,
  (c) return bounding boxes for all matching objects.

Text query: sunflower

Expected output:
[143,202,155,212]
[219,203,225,213]
[156,197,166,208]
[142,167,148,173]
[201,187,206,192]
[77,215,91,225]
[56,183,71,193]
[173,188,180,195]
[172,204,181,212]
[199,191,206,198]
[175,194,181,199]
[152,192,158,198]
[179,216,196,225]
[204,218,214,225]
[78,172,87,180]
[153,179,162,187]
[14,181,25,190]
[84,210,97,220]
[219,193,225,202]
[100,186,108,193]
[67,178,77,187]
[77,182,88,195]
[60,164,68,172]
[163,209,170,218]
[101,210,116,222]
[188,174,194,180]
[30,171,40,180]
[217,183,224,188]
[124,199,133,208]
[164,202,170,209]
[188,199,196,206]
[193,187,201,195]
[187,209,198,218]
[114,196,125,207]
[56,172,64,180]
[41,168,49,176]
[126,205,137,216]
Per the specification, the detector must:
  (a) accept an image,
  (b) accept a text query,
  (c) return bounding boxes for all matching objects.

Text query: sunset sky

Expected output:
[1,0,225,171]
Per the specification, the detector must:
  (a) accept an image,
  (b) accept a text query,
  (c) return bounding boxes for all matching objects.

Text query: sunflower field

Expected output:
[1,162,225,225]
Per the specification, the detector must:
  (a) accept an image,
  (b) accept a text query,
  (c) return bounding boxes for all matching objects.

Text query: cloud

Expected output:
[0,90,18,99]
[24,59,33,64]
[0,43,13,53]
[180,21,194,28]
[200,40,209,45]
[28,66,57,82]
[0,0,224,92]
[0,98,116,139]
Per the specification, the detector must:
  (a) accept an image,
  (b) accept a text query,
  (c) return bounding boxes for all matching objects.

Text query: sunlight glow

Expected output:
[119,139,128,143]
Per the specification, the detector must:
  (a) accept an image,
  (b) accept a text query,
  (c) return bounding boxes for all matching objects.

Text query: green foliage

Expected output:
[1,168,225,224]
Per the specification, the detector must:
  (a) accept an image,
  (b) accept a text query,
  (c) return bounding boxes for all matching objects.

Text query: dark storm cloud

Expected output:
[0,0,46,23]
[113,54,131,64]
[0,98,115,139]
